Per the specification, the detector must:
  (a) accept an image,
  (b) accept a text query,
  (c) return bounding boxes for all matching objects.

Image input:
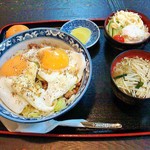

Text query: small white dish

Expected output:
[60,19,100,48]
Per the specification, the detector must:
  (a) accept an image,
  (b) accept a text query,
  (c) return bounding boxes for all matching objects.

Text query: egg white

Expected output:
[0,77,28,114]
[0,46,86,114]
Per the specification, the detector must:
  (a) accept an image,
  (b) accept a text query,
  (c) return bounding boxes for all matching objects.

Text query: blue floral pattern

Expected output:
[60,19,100,48]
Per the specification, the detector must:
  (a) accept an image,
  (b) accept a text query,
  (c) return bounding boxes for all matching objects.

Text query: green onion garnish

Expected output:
[114,74,127,79]
[135,81,144,89]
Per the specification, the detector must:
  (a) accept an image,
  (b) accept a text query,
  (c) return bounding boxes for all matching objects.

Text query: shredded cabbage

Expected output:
[54,97,66,112]
[107,10,149,43]
[21,105,52,118]
[111,10,145,30]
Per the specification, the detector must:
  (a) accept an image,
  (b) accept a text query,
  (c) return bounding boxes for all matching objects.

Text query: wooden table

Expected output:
[0,135,149,150]
[0,0,150,149]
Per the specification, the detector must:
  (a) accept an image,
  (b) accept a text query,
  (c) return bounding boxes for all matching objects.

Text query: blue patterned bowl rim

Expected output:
[60,19,100,48]
[0,27,92,123]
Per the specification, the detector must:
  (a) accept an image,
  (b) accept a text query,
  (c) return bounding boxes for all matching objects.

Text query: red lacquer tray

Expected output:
[0,19,150,138]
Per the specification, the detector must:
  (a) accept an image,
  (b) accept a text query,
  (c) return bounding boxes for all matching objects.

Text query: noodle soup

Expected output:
[113,56,150,98]
[111,50,150,104]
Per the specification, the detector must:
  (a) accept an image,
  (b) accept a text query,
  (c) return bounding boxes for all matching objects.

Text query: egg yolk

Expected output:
[6,25,29,39]
[0,55,27,76]
[39,48,69,70]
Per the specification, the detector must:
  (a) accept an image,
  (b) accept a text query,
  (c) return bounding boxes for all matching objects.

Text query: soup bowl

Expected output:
[111,49,150,105]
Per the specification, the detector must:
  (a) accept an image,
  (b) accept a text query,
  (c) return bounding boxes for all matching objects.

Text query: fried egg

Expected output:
[0,45,86,114]
[0,55,29,113]
[37,47,86,81]
[29,46,85,112]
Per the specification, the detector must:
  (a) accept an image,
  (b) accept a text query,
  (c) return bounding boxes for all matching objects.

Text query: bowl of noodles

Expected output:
[0,28,92,123]
[104,10,150,50]
[111,50,150,105]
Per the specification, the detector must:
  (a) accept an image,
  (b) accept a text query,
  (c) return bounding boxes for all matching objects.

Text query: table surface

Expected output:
[0,0,150,149]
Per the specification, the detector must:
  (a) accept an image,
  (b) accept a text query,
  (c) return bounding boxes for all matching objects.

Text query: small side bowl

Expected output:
[104,10,150,50]
[60,19,100,48]
[111,50,150,105]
